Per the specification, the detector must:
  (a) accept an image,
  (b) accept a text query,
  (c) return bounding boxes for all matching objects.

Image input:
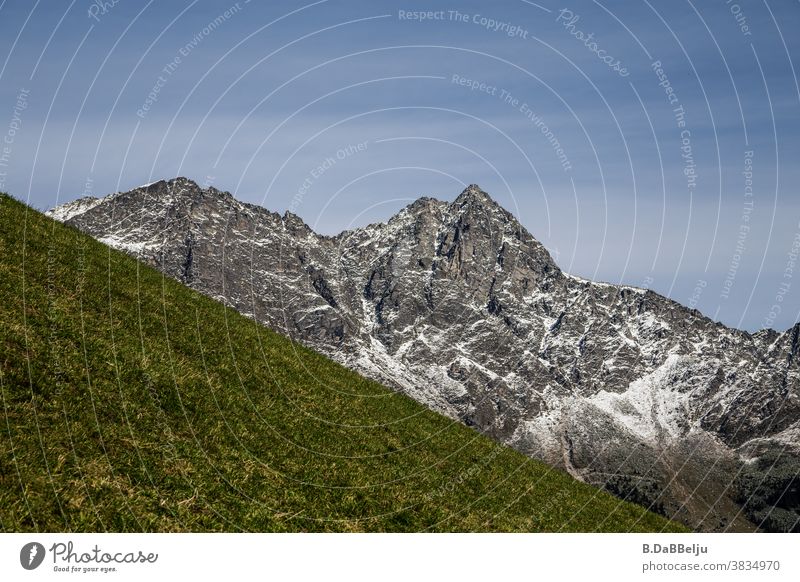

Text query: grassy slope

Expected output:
[0,193,686,532]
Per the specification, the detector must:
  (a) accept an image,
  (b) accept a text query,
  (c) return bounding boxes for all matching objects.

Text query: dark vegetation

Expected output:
[736,451,800,532]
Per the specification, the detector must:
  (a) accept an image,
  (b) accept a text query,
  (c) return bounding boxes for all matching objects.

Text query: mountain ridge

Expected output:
[60,177,785,332]
[48,178,798,336]
[2,191,688,532]
[49,177,800,532]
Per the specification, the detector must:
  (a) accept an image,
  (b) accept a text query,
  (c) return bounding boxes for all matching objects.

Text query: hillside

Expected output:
[0,192,685,532]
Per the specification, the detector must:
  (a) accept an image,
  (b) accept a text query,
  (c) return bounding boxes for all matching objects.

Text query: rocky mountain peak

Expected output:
[403,195,446,214]
[451,183,504,213]
[48,180,800,532]
[155,176,198,189]
[134,177,235,205]
[447,184,532,245]
[282,210,314,236]
[134,177,195,195]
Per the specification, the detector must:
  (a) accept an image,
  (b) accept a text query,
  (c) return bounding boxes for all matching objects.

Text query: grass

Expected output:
[0,192,687,532]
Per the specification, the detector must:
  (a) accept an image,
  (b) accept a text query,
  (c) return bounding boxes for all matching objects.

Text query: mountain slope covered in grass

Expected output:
[0,193,685,532]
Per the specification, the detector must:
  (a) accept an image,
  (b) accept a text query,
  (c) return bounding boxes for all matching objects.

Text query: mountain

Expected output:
[0,191,685,532]
[48,177,800,532]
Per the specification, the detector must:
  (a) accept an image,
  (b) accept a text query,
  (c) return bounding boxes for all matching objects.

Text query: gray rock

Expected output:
[49,178,800,531]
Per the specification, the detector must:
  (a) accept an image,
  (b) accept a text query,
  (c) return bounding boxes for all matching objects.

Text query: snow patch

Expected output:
[46,197,104,222]
[588,354,691,444]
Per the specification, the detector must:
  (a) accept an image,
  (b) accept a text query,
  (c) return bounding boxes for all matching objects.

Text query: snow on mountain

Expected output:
[45,196,104,222]
[48,177,800,531]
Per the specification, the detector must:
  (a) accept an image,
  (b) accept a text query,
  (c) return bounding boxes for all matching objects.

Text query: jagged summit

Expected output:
[57,178,521,241]
[400,195,445,213]
[138,176,196,189]
[47,179,800,532]
[452,183,503,209]
[282,209,315,236]
[131,177,194,194]
[134,177,234,202]
[46,195,103,222]
[447,184,524,239]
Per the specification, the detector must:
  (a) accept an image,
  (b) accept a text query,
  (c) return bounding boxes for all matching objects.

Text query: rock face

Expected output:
[49,177,800,531]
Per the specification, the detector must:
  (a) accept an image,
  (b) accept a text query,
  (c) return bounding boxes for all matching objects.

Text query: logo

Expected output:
[20,542,46,570]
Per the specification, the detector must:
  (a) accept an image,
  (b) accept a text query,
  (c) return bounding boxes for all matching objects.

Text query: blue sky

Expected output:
[1,0,799,331]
